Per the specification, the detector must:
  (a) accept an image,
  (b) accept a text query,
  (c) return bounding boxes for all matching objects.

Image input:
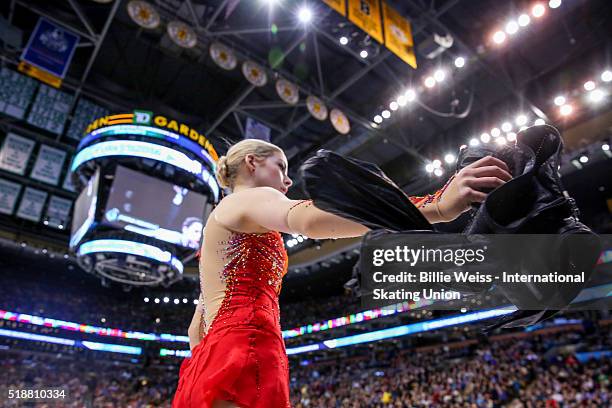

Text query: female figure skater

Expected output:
[172,139,511,408]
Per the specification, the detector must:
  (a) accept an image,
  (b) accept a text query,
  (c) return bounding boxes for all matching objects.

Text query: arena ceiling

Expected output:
[1,0,611,265]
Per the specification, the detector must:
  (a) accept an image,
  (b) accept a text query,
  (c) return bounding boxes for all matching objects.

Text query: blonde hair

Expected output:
[215,139,284,190]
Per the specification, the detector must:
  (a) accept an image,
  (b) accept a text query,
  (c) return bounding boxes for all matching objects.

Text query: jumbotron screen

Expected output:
[103,166,208,249]
[70,168,100,248]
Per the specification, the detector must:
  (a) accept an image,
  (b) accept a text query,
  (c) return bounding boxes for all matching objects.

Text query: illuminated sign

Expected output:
[71,140,219,201]
[84,111,219,162]
[77,239,184,274]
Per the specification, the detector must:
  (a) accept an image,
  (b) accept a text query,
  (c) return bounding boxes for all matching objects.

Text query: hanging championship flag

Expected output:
[0,133,36,175]
[209,42,237,71]
[382,2,417,69]
[244,117,271,142]
[30,144,67,186]
[0,178,22,216]
[167,21,197,48]
[321,0,346,16]
[16,187,47,222]
[347,0,383,44]
[19,17,80,88]
[330,108,350,134]
[306,95,328,121]
[242,61,267,87]
[275,79,299,105]
[127,0,161,29]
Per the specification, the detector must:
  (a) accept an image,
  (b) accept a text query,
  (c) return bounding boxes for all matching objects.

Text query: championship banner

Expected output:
[0,133,36,175]
[0,68,38,119]
[321,0,346,16]
[382,2,417,69]
[16,187,47,222]
[20,17,80,87]
[244,117,271,142]
[347,0,383,44]
[45,195,72,228]
[27,84,74,135]
[0,178,22,215]
[30,144,67,185]
[62,169,76,192]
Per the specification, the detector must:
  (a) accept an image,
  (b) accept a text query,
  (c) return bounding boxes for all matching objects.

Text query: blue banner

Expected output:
[21,17,79,79]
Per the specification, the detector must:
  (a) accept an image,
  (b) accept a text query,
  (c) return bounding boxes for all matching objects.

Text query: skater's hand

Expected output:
[437,156,512,221]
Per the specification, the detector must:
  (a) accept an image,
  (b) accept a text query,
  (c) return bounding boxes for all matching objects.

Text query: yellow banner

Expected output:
[321,0,346,16]
[382,1,417,69]
[347,0,383,44]
[18,61,62,88]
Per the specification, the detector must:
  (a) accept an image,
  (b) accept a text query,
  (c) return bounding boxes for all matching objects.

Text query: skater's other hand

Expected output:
[437,156,512,220]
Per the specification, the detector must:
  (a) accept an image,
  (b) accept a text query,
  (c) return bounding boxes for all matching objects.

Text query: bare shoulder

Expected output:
[213,187,286,232]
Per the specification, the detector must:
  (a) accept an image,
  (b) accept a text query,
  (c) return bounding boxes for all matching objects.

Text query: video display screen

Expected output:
[70,168,100,248]
[103,166,207,249]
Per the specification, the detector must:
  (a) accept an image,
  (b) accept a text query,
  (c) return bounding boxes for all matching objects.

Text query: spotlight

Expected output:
[434,69,446,82]
[505,21,519,35]
[444,153,456,164]
[454,57,465,68]
[583,81,595,91]
[433,168,444,177]
[554,95,566,106]
[154,298,160,303]
[397,95,407,106]
[491,127,501,137]
[144,297,149,303]
[534,118,545,126]
[548,0,561,9]
[359,50,368,58]
[183,298,188,303]
[501,122,512,132]
[532,3,546,18]
[405,89,416,101]
[560,104,573,116]
[424,76,436,88]
[193,299,198,304]
[173,298,180,304]
[518,14,530,26]
[163,297,169,303]
[507,132,517,142]
[425,163,434,173]
[493,31,506,44]
[339,36,348,45]
[374,115,383,123]
[469,138,480,146]
[101,318,106,323]
[480,133,491,143]
[43,220,49,225]
[602,143,610,151]
[495,136,507,145]
[579,155,588,163]
[381,110,391,119]
[20,241,26,247]
[297,6,313,23]
[515,114,527,126]
[432,159,442,169]
[588,89,605,103]
[602,70,612,82]
[389,101,399,111]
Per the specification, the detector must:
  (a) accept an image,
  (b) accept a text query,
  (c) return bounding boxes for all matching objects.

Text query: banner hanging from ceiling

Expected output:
[0,133,36,176]
[30,144,67,186]
[0,178,22,216]
[245,117,271,142]
[19,17,80,88]
[347,0,383,44]
[16,187,48,222]
[382,1,417,69]
[45,195,73,228]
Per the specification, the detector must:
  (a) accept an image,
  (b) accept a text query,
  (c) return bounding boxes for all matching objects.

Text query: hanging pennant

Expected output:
[321,0,347,16]
[167,21,197,49]
[275,79,299,105]
[242,61,267,87]
[382,2,417,69]
[330,108,350,134]
[347,0,383,44]
[209,42,237,71]
[127,0,161,29]
[306,95,328,121]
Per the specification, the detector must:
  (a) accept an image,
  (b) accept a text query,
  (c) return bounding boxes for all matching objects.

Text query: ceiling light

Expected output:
[425,163,434,173]
[405,89,416,101]
[374,115,383,123]
[518,14,530,26]
[397,95,407,106]
[579,155,588,163]
[602,143,610,151]
[583,80,595,91]
[501,122,512,132]
[360,50,368,58]
[491,127,501,137]
[454,57,465,68]
[553,95,566,106]
[390,101,399,111]
[560,104,573,116]
[297,6,313,23]
[602,70,612,82]
[532,4,546,18]
[433,168,444,177]
[444,153,456,164]
[432,159,441,169]
[339,36,348,45]
[469,138,480,146]
[515,114,527,126]
[424,76,436,88]
[588,89,605,103]
[493,31,506,44]
[506,132,517,142]
[495,136,507,145]
[548,0,562,9]
[434,69,446,82]
[505,21,519,35]
[480,133,491,143]
[381,110,391,119]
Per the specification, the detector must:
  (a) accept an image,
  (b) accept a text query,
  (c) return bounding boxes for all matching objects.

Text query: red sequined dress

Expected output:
[173,231,290,408]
